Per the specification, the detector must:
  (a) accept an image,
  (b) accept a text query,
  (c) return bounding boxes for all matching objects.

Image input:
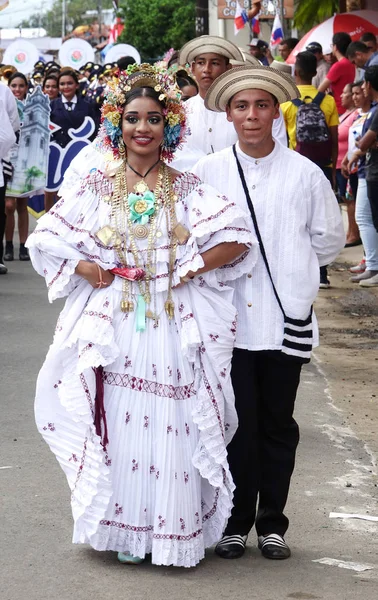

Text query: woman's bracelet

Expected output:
[96,264,108,288]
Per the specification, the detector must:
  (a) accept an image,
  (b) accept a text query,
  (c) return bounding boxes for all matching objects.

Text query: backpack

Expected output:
[292,92,332,166]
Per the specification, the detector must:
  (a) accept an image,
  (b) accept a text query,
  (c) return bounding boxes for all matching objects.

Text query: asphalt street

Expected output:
[1,255,378,600]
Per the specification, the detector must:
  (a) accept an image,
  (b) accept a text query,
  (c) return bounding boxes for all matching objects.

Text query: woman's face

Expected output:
[59,75,78,101]
[341,85,353,109]
[43,78,59,100]
[180,84,197,102]
[9,77,27,100]
[122,96,164,158]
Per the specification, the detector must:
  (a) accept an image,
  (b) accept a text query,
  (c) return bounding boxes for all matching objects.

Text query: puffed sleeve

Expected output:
[173,172,258,287]
[26,144,116,302]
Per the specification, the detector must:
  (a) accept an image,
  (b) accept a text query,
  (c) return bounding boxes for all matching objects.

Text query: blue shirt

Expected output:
[365,52,378,68]
[358,103,377,178]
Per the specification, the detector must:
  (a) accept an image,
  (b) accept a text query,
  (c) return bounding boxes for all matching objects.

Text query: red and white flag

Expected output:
[234,2,248,36]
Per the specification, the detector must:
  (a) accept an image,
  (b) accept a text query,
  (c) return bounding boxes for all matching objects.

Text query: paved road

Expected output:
[1,256,378,600]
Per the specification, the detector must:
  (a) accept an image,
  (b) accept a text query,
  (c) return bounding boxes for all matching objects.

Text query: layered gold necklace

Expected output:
[110,161,178,331]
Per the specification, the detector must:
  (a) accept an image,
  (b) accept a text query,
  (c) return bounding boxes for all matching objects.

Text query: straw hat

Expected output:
[270,60,293,75]
[230,48,261,67]
[179,35,244,65]
[205,65,300,112]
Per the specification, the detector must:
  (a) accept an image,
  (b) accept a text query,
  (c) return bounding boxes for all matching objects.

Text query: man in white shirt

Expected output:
[0,84,20,274]
[172,35,287,172]
[193,66,345,561]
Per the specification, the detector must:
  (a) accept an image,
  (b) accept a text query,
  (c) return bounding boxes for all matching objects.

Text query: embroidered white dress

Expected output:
[27,144,256,568]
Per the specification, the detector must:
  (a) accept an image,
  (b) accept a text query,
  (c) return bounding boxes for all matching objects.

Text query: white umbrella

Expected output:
[287,10,378,64]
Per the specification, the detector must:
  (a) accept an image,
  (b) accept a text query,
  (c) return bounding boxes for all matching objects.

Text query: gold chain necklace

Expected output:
[110,161,178,329]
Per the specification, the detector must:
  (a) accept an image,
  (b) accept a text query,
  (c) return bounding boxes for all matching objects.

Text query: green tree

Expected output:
[118,0,196,62]
[293,0,339,31]
[24,166,44,192]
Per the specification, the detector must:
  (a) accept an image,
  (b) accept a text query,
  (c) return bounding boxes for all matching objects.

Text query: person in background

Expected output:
[341,80,372,274]
[336,83,360,246]
[346,41,378,70]
[44,69,97,212]
[277,38,299,62]
[247,39,271,66]
[318,32,355,115]
[359,32,378,54]
[306,42,330,88]
[4,72,30,262]
[176,69,198,101]
[116,56,136,71]
[281,51,339,289]
[0,83,19,274]
[348,66,378,287]
[42,74,59,101]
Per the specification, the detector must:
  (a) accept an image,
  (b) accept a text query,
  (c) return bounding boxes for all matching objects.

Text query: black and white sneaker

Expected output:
[258,533,291,559]
[215,534,248,559]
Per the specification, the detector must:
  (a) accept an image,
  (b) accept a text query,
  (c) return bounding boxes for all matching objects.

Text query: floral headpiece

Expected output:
[98,63,188,163]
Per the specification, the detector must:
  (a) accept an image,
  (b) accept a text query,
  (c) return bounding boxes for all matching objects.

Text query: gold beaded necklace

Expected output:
[110,161,178,330]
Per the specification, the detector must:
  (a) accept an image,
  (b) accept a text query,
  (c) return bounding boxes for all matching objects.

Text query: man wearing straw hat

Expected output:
[193,65,345,561]
[172,35,287,171]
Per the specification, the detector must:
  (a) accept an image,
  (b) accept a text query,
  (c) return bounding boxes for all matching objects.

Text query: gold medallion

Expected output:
[134,180,150,194]
[134,199,148,214]
[133,224,149,239]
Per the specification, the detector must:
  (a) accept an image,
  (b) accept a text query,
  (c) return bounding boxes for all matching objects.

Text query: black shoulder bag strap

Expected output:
[232,144,286,320]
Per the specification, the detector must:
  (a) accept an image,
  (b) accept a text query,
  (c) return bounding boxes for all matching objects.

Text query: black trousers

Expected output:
[0,184,6,263]
[225,349,302,537]
[366,180,378,232]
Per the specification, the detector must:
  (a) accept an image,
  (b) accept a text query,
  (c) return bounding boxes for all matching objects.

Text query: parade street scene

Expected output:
[0,1,378,599]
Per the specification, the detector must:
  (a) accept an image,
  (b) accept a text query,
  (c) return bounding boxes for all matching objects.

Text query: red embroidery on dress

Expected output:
[99,519,203,542]
[175,428,179,436]
[231,320,237,337]
[167,425,173,434]
[181,313,193,323]
[195,512,200,525]
[132,459,138,472]
[49,210,113,250]
[202,489,220,523]
[115,503,123,516]
[76,241,84,249]
[103,299,110,308]
[184,472,189,484]
[43,423,56,431]
[199,342,206,354]
[99,520,154,533]
[47,259,68,289]
[152,364,157,377]
[105,454,112,466]
[79,343,93,359]
[225,423,230,432]
[198,276,205,287]
[219,368,226,378]
[124,356,132,369]
[156,470,160,480]
[103,371,196,400]
[209,334,219,342]
[217,383,222,391]
[192,203,236,230]
[202,368,224,439]
[71,438,87,495]
[158,515,166,528]
[69,453,78,462]
[150,465,155,474]
[219,252,248,270]
[53,380,62,389]
[125,411,131,425]
[177,369,181,381]
[83,310,112,323]
[185,423,190,436]
[192,207,202,217]
[80,373,94,414]
[144,416,149,429]
[180,518,186,531]
[178,302,185,314]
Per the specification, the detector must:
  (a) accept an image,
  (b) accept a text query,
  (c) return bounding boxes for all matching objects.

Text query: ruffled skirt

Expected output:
[35,280,238,567]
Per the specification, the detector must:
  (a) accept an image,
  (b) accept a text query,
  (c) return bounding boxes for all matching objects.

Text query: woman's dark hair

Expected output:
[8,72,28,87]
[351,79,364,89]
[42,73,58,89]
[167,51,179,69]
[58,68,79,85]
[123,82,165,112]
[117,56,136,71]
[176,69,198,94]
